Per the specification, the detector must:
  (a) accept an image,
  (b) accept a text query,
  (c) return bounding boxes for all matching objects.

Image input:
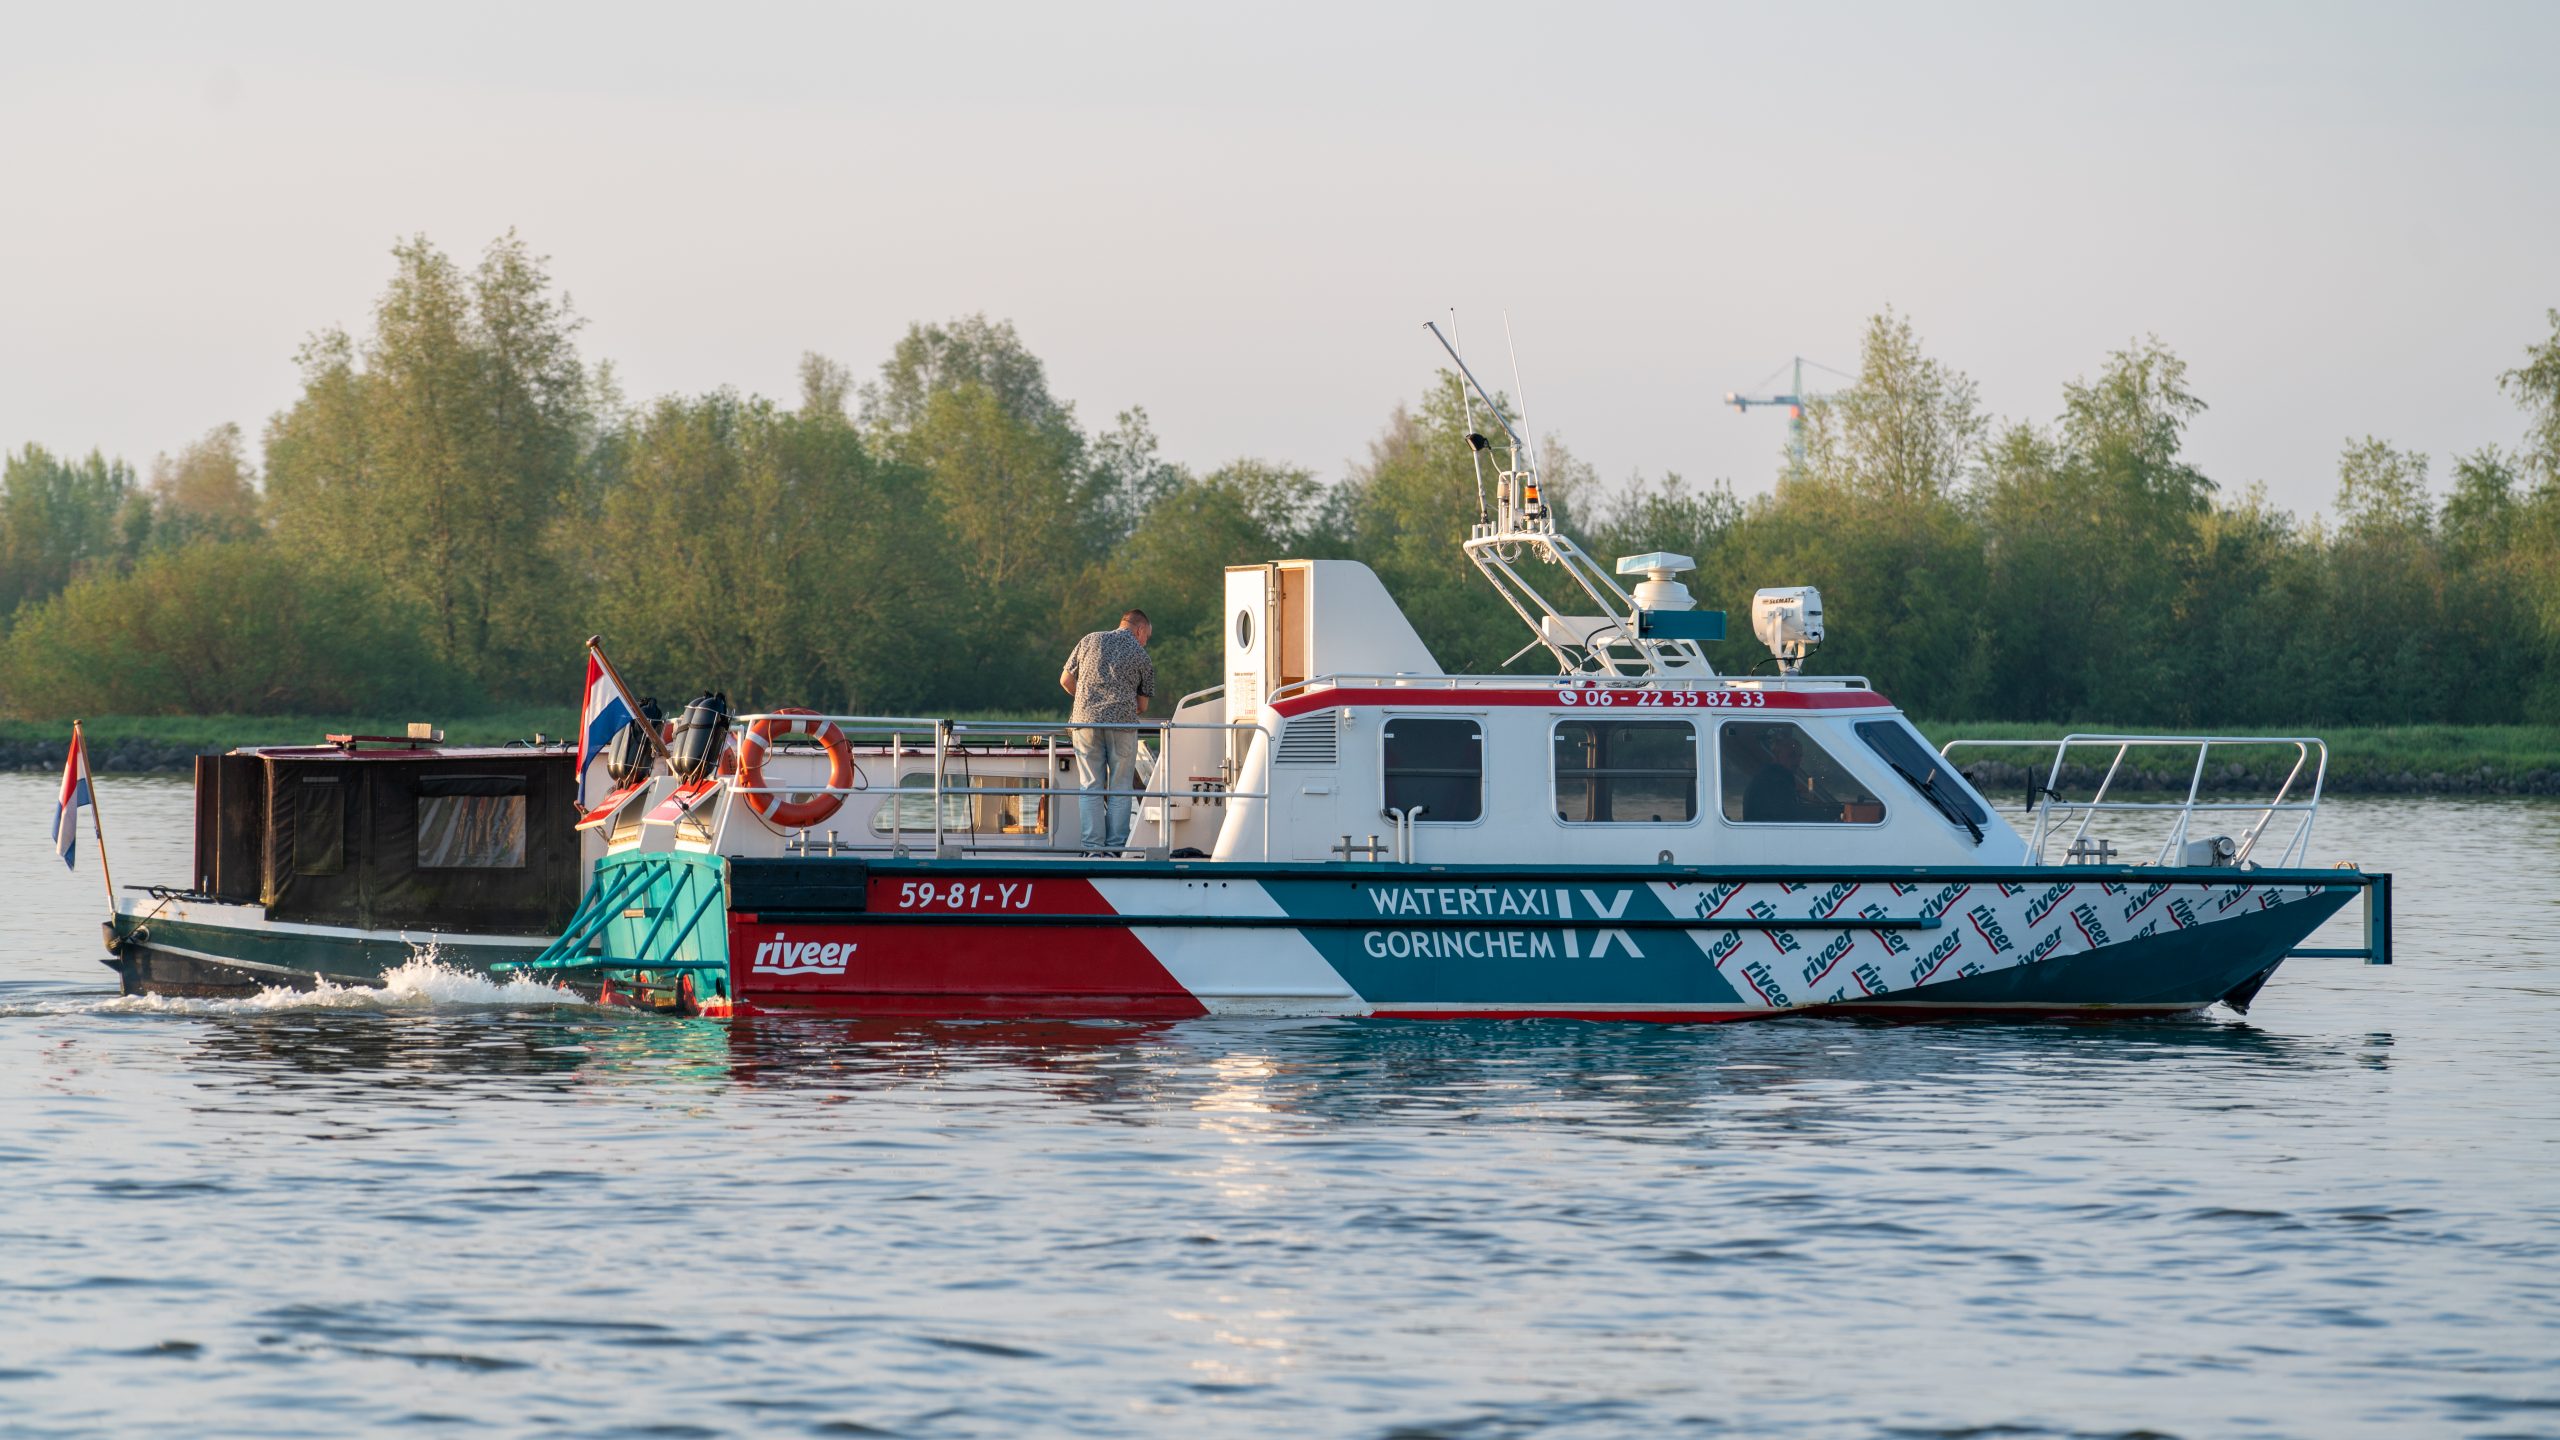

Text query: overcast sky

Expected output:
[3,1,2553,517]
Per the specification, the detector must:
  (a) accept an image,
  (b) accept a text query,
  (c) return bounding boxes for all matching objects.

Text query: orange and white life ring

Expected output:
[736,707,854,830]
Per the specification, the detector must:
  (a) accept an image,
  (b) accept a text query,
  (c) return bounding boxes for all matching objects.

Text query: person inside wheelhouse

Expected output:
[1722,722,1883,825]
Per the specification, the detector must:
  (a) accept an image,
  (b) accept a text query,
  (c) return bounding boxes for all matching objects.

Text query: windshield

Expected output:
[1853,720,1989,833]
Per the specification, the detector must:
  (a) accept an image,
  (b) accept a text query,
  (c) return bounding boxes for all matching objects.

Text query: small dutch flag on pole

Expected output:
[52,724,91,870]
[55,721,117,914]
[578,636,657,805]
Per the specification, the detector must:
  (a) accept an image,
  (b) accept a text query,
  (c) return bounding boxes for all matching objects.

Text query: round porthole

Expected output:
[1235,608,1255,650]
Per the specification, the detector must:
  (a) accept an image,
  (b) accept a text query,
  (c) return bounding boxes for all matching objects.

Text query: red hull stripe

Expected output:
[731,991,1208,1020]
[730,906,1206,1018]
[1267,686,1888,718]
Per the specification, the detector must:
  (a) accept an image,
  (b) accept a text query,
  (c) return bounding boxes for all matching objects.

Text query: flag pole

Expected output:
[76,720,117,917]
[586,635,673,763]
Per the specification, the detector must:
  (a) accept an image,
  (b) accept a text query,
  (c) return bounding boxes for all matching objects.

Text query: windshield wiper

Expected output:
[1881,755,1984,845]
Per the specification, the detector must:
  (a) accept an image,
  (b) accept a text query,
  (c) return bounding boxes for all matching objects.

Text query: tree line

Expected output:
[3,232,2556,727]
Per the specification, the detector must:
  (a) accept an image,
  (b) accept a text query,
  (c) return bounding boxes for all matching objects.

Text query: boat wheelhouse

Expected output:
[108,734,581,996]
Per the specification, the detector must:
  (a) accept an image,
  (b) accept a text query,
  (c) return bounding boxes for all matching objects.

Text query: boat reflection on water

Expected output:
[172,1004,2385,1133]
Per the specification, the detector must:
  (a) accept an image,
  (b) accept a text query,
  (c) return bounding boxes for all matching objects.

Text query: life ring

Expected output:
[736,707,854,830]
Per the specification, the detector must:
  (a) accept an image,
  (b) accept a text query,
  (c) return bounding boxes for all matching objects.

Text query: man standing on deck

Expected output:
[1059,609,1156,853]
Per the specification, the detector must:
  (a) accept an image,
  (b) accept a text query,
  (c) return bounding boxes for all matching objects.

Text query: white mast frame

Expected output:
[1424,321,1716,680]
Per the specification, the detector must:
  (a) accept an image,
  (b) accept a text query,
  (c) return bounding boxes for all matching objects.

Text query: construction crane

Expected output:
[1725,356,1856,472]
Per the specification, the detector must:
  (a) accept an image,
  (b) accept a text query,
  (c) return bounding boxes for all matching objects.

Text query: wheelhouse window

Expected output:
[294,776,345,876]
[1854,719,1988,840]
[418,775,528,869]
[1382,717,1482,824]
[1554,720,1697,823]
[1718,721,1884,825]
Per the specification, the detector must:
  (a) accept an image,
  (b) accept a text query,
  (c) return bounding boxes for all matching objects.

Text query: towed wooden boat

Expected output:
[105,734,579,996]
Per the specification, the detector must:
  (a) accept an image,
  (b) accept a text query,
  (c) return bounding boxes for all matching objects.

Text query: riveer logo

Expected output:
[1911,929,1963,985]
[1860,902,1911,955]
[752,932,855,976]
[1809,881,1858,919]
[1692,882,1744,918]
[2069,901,2112,948]
[1919,883,1971,920]
[2022,882,2072,927]
[1741,959,1793,1008]
[1965,904,2016,953]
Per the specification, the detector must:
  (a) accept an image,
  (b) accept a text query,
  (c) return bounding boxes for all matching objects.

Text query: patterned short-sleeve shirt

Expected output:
[1063,628,1156,725]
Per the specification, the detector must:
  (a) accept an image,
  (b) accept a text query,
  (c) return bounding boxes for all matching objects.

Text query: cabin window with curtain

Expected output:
[1717,721,1884,825]
[294,776,346,875]
[1382,718,1482,823]
[1553,720,1698,823]
[418,775,529,869]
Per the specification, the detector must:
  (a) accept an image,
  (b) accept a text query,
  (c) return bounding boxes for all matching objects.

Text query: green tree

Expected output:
[1096,459,1323,697]
[2501,308,2560,489]
[0,540,461,718]
[2493,312,2560,705]
[573,357,942,713]
[1721,311,1992,714]
[1980,337,2213,721]
[2442,447,2520,562]
[859,317,1134,708]
[860,314,1079,444]
[0,445,139,614]
[1796,308,1988,504]
[2309,440,2449,721]
[147,423,263,545]
[1331,372,1616,674]
[263,232,591,695]
[1581,473,1742,581]
[2335,437,2434,538]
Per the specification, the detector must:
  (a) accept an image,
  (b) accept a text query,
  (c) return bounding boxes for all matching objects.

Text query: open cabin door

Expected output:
[1224,562,1314,723]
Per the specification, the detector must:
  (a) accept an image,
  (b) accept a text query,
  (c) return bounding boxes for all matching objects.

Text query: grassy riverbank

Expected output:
[9,714,2560,794]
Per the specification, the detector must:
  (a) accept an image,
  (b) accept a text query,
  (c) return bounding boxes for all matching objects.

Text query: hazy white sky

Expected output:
[2,2,2553,517]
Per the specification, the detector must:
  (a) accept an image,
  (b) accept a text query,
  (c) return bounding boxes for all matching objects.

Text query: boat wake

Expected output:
[18,948,591,1018]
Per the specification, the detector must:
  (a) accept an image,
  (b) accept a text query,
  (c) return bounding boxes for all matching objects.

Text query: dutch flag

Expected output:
[53,728,91,870]
[579,647,642,798]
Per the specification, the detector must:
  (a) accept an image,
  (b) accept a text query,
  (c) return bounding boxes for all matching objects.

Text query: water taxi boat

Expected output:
[499,342,2393,1021]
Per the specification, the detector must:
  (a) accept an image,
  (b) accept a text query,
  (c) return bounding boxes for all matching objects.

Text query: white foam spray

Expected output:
[23,942,592,1018]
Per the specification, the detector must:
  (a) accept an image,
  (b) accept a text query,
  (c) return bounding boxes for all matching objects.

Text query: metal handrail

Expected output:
[1938,733,2328,867]
[727,712,1275,858]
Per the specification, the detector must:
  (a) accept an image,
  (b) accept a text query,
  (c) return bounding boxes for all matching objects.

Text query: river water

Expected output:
[1,773,2554,1439]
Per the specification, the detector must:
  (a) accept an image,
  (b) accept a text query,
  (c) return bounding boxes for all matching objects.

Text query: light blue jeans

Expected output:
[1072,726,1141,850]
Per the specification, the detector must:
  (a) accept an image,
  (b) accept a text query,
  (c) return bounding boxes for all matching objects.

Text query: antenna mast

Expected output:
[1500,311,1544,525]
[1448,310,1490,527]
[1422,317,1716,681]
